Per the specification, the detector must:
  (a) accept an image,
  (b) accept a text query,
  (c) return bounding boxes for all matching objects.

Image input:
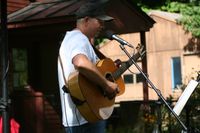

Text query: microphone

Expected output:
[105,30,134,48]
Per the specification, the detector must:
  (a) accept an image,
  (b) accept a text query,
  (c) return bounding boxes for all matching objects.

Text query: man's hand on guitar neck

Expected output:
[114,59,122,68]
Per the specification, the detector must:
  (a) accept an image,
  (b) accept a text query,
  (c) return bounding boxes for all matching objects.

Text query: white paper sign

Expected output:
[173,80,199,116]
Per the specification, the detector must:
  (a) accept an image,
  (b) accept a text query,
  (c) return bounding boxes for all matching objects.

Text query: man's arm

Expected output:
[72,54,118,98]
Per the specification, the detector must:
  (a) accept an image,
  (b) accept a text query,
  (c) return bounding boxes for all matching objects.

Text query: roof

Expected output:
[149,10,182,23]
[7,0,30,14]
[7,0,155,34]
[8,0,81,22]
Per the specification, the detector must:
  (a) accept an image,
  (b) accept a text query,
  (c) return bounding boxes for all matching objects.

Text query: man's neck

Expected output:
[76,27,92,42]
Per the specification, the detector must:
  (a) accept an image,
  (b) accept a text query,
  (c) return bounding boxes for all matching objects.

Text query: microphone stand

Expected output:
[119,44,188,132]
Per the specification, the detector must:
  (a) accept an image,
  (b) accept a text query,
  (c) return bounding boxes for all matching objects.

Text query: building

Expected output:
[100,10,200,102]
[98,10,200,132]
[148,10,200,99]
[1,0,155,132]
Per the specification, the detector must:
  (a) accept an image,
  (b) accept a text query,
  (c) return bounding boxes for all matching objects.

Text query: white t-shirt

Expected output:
[57,29,99,127]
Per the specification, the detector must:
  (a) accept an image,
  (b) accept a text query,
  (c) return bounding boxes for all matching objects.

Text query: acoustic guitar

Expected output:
[67,45,145,123]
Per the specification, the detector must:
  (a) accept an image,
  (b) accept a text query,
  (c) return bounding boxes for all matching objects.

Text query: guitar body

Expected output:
[68,58,125,123]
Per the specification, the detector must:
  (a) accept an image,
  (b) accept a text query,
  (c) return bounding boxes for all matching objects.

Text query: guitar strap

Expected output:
[58,45,105,91]
[58,55,70,93]
[58,55,86,106]
[91,45,106,59]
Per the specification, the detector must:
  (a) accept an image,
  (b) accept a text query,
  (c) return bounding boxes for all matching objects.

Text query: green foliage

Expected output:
[160,2,186,12]
[161,2,200,37]
[135,0,200,38]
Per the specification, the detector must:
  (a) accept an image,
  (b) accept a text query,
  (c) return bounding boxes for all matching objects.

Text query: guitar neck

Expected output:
[112,52,141,80]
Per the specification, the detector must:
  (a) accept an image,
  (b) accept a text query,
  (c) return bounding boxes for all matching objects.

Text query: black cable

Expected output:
[74,107,81,126]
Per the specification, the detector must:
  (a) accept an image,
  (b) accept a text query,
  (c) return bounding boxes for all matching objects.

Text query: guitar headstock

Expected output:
[135,43,146,59]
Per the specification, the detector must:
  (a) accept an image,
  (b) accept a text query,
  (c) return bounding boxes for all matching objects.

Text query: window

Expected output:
[123,74,133,84]
[136,73,144,83]
[12,48,28,89]
[123,73,144,84]
[171,57,182,89]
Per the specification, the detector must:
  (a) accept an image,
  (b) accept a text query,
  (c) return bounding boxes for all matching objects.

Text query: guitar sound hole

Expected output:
[105,73,114,82]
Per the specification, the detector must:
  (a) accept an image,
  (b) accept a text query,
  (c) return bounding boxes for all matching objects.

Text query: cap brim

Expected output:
[96,15,114,21]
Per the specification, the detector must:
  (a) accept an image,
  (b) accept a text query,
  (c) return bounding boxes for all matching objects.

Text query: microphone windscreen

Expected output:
[105,30,114,40]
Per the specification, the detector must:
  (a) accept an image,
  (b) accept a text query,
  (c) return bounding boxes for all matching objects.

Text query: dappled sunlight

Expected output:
[184,37,200,56]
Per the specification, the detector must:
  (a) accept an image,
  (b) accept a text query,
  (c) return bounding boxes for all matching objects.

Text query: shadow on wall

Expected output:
[184,37,200,57]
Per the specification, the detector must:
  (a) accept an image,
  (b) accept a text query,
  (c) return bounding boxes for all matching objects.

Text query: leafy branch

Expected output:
[161,2,200,37]
[136,1,200,38]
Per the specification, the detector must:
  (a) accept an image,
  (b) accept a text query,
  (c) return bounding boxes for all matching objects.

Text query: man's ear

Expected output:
[84,16,90,22]
[83,16,90,27]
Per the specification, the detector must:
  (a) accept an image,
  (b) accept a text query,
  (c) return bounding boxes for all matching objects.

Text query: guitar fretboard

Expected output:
[112,52,141,80]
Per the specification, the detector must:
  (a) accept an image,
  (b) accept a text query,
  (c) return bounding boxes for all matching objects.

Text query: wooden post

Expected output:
[140,31,149,102]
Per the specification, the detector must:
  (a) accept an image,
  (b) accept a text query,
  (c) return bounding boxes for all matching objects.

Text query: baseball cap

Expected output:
[75,0,114,21]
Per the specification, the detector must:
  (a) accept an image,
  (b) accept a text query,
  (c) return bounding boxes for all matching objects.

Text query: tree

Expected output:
[161,2,200,37]
[133,0,200,38]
